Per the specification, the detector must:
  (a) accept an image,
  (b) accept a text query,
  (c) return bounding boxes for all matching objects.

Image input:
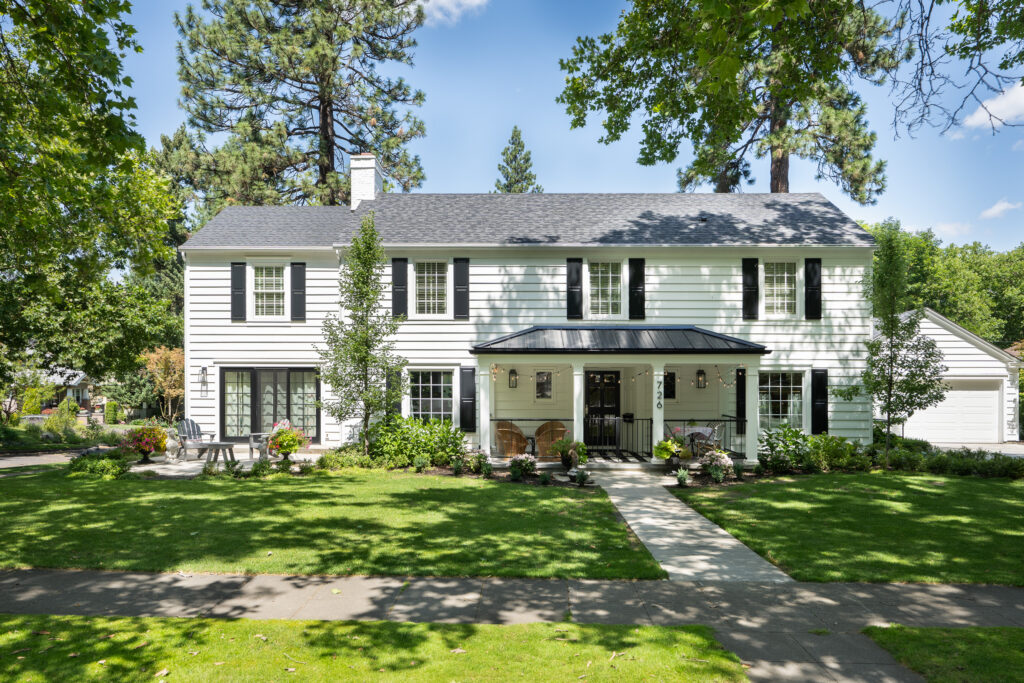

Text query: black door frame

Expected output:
[219,367,321,443]
[584,370,621,450]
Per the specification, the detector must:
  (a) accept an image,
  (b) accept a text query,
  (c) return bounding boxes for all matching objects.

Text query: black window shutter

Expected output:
[454,258,470,320]
[735,368,747,435]
[230,262,246,321]
[742,258,758,320]
[567,258,583,319]
[386,369,402,416]
[628,258,646,320]
[391,258,408,318]
[805,258,822,320]
[459,367,477,432]
[811,369,828,434]
[290,262,306,321]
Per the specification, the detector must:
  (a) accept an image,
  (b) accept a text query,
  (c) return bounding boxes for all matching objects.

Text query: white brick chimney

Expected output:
[350,153,382,210]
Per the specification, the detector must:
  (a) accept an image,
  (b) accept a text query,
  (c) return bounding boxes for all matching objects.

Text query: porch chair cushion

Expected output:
[535,421,568,461]
[495,420,529,457]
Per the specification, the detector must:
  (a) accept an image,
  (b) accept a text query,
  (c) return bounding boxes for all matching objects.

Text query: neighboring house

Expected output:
[179,154,875,461]
[42,370,94,412]
[900,308,1021,444]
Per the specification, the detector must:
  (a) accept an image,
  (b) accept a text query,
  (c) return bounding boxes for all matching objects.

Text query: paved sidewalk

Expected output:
[0,452,76,469]
[595,471,793,583]
[4,569,1023,681]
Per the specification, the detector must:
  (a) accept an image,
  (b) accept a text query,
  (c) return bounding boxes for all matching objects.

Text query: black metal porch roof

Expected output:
[470,325,770,355]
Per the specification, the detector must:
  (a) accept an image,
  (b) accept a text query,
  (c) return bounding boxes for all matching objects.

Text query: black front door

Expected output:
[585,371,620,449]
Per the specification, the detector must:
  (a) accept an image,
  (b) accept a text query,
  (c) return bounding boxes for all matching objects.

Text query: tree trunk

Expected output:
[317,79,337,205]
[769,104,790,193]
[362,412,371,457]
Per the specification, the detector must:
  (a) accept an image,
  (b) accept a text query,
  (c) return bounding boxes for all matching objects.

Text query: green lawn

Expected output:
[0,614,744,682]
[864,625,1024,682]
[0,469,665,579]
[674,472,1024,584]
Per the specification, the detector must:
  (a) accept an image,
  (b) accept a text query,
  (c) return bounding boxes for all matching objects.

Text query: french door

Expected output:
[221,367,320,442]
[585,371,621,449]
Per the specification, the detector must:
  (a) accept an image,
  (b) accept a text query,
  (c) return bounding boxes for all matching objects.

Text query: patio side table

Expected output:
[204,442,237,463]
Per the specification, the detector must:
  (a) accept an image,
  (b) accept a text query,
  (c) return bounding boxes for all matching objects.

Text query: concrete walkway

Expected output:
[595,471,793,583]
[0,451,76,469]
[5,569,1024,681]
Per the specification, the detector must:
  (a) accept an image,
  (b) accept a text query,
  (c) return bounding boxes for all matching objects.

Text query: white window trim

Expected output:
[532,367,556,404]
[760,259,804,320]
[409,259,454,321]
[402,366,460,427]
[584,258,628,320]
[247,259,290,322]
[757,367,811,432]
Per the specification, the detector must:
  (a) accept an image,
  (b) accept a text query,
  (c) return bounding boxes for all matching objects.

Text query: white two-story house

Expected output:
[180,154,874,463]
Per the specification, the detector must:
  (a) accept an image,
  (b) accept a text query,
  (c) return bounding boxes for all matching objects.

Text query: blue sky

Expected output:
[123,0,1024,250]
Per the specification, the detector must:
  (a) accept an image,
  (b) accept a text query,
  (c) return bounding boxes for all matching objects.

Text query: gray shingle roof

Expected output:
[471,325,769,355]
[180,192,873,249]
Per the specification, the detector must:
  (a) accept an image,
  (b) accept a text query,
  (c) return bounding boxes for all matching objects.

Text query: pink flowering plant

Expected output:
[124,426,168,463]
[267,424,311,457]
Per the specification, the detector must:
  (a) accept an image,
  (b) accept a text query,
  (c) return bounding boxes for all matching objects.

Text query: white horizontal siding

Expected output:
[185,246,874,446]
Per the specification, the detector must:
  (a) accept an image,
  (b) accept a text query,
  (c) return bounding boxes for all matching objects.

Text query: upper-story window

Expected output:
[253,265,286,317]
[589,262,622,316]
[764,262,797,315]
[415,262,447,316]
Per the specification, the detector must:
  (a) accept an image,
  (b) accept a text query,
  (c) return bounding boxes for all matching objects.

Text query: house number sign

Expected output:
[656,379,663,409]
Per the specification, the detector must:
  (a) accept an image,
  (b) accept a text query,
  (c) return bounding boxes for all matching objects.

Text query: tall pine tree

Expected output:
[175,0,427,206]
[559,2,909,203]
[494,126,543,194]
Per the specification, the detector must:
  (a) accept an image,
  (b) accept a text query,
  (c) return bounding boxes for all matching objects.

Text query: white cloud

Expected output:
[421,0,489,25]
[979,198,1023,219]
[946,130,965,140]
[1013,140,1024,151]
[964,84,1024,129]
[933,222,973,238]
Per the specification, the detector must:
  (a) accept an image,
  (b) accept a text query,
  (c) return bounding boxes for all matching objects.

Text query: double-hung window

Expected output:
[589,262,622,316]
[409,370,453,422]
[415,262,447,316]
[758,372,804,429]
[764,262,797,315]
[253,265,286,318]
[535,370,553,401]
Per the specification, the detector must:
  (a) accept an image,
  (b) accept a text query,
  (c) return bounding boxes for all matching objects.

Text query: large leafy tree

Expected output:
[837,222,947,462]
[318,213,407,455]
[175,0,427,206]
[494,126,543,194]
[558,1,907,202]
[0,3,177,384]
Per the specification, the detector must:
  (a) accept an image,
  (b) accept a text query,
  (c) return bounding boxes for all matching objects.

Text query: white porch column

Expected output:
[477,365,492,455]
[651,361,666,453]
[572,361,585,443]
[744,363,760,462]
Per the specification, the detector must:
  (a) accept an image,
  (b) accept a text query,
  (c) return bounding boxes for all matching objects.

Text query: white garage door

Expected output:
[902,380,1001,443]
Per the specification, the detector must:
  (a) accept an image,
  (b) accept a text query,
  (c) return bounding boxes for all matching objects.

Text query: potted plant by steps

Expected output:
[267,424,311,469]
[551,435,588,472]
[124,426,167,464]
[654,435,692,468]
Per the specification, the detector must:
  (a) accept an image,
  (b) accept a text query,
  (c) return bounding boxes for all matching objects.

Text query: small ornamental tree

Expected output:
[319,212,407,456]
[836,222,947,464]
[144,347,185,423]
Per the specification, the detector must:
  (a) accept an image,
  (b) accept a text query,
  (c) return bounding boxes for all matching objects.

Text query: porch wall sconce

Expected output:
[508,369,518,389]
[695,369,708,389]
[199,366,209,398]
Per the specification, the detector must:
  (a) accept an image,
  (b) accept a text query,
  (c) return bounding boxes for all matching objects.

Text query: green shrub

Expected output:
[20,387,47,416]
[752,463,765,476]
[22,423,42,440]
[104,400,124,424]
[675,468,691,487]
[68,449,132,479]
[847,454,873,471]
[316,445,370,470]
[250,459,272,478]
[481,462,493,478]
[573,468,590,487]
[413,454,430,473]
[297,462,314,476]
[274,458,294,474]
[539,471,552,486]
[42,401,78,436]
[200,462,221,477]
[733,462,744,480]
[757,424,808,474]
[889,448,924,472]
[509,454,537,481]
[469,452,487,474]
[807,433,861,472]
[366,416,467,469]
[224,460,244,479]
[451,452,465,476]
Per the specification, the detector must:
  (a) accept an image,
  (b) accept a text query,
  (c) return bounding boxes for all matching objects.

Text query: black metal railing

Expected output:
[663,416,747,456]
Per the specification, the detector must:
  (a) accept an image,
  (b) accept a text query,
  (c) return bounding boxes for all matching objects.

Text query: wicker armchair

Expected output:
[692,422,723,457]
[534,421,568,461]
[495,420,529,457]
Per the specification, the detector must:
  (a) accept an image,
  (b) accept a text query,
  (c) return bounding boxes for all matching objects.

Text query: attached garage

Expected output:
[898,309,1021,444]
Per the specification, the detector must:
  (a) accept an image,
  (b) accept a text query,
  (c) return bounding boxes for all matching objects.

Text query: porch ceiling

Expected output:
[471,325,770,355]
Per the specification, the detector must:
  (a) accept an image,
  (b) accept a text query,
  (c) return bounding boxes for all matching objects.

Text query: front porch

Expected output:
[471,325,770,465]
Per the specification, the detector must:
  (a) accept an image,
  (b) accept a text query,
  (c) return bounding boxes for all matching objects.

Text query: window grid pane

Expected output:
[289,370,317,438]
[589,262,621,315]
[764,262,797,315]
[758,372,803,430]
[224,371,251,438]
[254,265,285,317]
[415,262,447,315]
[409,370,453,421]
[535,371,552,400]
